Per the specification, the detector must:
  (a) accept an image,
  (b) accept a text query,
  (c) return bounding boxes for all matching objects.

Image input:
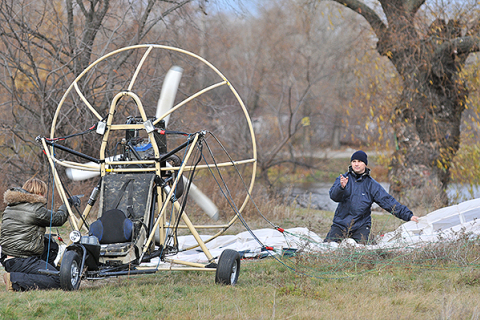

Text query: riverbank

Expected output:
[277,149,480,213]
[284,181,480,212]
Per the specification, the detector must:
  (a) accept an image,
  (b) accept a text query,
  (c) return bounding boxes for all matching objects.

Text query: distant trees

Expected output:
[181,1,374,188]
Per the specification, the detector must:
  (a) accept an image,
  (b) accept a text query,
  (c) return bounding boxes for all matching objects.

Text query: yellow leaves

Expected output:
[386,51,393,58]
[301,117,310,127]
[436,159,448,173]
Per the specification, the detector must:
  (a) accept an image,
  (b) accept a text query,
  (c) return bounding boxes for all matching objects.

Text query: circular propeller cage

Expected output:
[45,44,258,250]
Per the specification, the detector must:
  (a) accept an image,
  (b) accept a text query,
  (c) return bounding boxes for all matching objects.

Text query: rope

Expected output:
[45,123,97,142]
[205,131,278,229]
[45,145,56,269]
[181,131,480,280]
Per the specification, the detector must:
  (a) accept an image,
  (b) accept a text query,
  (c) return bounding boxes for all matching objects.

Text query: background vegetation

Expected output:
[1,2,480,318]
[0,0,479,212]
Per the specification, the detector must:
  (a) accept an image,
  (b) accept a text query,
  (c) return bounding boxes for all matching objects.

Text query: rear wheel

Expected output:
[60,250,82,291]
[215,249,240,285]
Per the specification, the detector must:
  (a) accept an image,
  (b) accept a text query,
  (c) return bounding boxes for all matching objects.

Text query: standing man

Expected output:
[324,150,419,244]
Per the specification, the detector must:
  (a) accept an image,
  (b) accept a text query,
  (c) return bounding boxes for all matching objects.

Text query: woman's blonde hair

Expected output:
[22,178,47,196]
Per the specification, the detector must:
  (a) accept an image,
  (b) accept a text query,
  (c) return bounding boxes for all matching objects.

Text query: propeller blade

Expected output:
[65,166,100,181]
[155,65,220,221]
[186,178,220,221]
[65,155,121,181]
[155,66,183,126]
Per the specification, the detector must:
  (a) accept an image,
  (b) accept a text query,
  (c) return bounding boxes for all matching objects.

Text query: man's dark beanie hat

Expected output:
[351,150,368,165]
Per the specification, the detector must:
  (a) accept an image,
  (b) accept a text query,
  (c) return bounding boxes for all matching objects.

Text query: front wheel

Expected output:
[60,250,82,291]
[215,249,240,285]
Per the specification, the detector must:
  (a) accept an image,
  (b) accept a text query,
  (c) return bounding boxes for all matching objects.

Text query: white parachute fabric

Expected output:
[141,198,480,265]
[142,227,323,265]
[378,197,480,247]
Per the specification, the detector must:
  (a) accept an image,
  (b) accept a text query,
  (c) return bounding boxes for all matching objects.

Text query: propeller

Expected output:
[65,66,220,221]
[155,66,183,126]
[154,65,219,221]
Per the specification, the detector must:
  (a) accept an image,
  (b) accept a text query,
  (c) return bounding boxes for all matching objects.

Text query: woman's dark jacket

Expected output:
[329,167,413,231]
[0,188,68,258]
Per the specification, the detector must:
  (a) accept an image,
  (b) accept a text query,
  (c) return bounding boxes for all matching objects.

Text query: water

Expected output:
[284,182,480,212]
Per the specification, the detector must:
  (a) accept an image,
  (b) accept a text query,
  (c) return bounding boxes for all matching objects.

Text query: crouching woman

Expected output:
[1,177,68,291]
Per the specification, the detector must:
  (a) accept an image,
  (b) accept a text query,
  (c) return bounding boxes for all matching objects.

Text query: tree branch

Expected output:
[404,0,425,16]
[434,35,480,61]
[140,0,193,41]
[329,0,387,38]
[66,0,77,53]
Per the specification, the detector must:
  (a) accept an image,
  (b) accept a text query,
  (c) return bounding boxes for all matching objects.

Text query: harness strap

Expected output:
[126,180,134,219]
[112,179,134,213]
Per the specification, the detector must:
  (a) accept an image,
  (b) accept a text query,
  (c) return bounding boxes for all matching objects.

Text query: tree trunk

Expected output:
[385,28,467,210]
[388,82,465,210]
[332,112,342,149]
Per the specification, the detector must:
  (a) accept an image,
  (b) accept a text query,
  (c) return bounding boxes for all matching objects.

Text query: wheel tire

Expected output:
[60,250,82,291]
[215,249,240,285]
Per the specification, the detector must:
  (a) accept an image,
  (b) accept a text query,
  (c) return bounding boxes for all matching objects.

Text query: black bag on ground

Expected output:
[89,209,133,244]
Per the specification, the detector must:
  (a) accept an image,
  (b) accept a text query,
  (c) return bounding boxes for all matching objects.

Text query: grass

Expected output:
[2,208,480,319]
[1,250,480,319]
[2,155,480,319]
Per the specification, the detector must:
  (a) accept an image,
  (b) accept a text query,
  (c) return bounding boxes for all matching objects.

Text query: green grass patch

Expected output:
[1,250,480,319]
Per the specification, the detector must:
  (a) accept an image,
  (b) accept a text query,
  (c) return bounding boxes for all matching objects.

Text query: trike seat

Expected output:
[91,173,157,264]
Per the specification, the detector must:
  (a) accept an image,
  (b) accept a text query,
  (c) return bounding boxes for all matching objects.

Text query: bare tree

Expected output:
[0,0,193,185]
[191,1,370,189]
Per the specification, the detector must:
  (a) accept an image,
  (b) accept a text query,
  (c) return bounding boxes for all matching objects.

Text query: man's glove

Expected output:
[67,195,82,207]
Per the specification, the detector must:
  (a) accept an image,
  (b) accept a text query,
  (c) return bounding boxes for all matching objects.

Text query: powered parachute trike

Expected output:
[38,45,257,290]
